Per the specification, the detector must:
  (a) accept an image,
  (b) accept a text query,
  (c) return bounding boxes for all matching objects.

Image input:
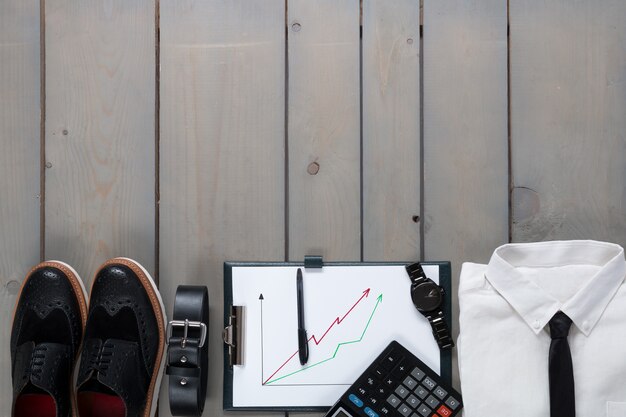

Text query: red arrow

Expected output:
[310,288,370,345]
[263,288,371,385]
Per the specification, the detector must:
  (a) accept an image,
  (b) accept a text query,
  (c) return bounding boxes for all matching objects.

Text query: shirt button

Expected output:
[533,320,541,329]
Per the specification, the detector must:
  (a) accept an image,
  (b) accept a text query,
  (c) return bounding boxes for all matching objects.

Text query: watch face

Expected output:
[411,281,443,312]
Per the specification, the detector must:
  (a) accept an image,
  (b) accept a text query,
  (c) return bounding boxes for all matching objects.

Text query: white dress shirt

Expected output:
[458,240,626,417]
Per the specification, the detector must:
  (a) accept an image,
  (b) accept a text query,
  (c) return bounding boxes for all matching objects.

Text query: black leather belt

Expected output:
[166,286,209,416]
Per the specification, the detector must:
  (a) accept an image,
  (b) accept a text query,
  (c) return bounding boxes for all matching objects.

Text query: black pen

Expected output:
[296,268,309,365]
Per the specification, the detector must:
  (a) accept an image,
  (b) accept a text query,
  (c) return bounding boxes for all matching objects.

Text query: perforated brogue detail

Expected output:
[17,342,72,413]
[77,259,164,417]
[77,338,149,416]
[10,263,86,417]
[11,266,83,359]
[85,264,159,375]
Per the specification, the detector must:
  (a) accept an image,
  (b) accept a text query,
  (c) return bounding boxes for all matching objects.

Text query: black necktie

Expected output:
[549,311,575,417]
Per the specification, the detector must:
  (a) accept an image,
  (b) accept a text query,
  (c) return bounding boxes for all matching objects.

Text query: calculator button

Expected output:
[348,394,364,408]
[422,377,436,390]
[379,406,391,416]
[392,362,408,378]
[406,394,420,408]
[386,394,401,408]
[381,359,394,371]
[357,387,368,396]
[374,385,388,398]
[445,396,460,410]
[403,376,418,390]
[437,405,452,417]
[425,395,438,408]
[367,396,380,406]
[398,403,412,417]
[364,406,379,417]
[433,386,447,399]
[395,385,410,399]
[416,404,431,416]
[389,349,403,362]
[384,377,396,387]
[410,367,426,381]
[381,351,403,370]
[414,386,428,399]
[366,377,377,387]
[373,367,386,379]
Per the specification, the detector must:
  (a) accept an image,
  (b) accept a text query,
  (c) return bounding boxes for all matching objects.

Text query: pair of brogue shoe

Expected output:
[10,258,166,417]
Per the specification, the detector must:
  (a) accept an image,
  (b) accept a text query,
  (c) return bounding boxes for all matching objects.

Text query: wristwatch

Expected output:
[406,262,454,350]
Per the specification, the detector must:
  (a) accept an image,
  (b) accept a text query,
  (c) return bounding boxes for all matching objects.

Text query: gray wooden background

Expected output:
[1,1,625,416]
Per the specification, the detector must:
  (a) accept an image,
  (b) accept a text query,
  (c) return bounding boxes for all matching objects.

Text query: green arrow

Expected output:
[266,293,383,385]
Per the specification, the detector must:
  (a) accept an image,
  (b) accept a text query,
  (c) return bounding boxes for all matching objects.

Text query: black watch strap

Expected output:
[425,309,455,350]
[405,262,455,350]
[166,286,209,416]
[405,262,428,285]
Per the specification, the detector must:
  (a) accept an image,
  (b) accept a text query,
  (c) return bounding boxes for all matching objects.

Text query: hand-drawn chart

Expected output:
[229,264,442,408]
[261,288,383,386]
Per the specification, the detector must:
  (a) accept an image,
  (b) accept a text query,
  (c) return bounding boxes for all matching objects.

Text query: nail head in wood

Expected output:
[307,162,320,175]
[6,280,20,295]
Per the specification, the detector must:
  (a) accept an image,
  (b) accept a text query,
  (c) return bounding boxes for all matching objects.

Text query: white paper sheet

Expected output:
[230,264,441,408]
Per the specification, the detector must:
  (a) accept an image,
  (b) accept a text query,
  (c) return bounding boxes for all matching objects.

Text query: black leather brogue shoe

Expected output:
[76,258,166,417]
[10,261,88,417]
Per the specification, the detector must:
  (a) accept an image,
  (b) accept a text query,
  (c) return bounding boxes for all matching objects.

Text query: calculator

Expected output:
[323,341,462,417]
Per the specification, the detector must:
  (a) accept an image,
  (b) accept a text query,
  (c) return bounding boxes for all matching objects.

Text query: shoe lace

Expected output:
[87,342,114,377]
[29,345,48,381]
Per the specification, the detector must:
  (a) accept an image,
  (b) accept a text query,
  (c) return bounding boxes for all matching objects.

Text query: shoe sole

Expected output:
[11,260,89,417]
[96,257,167,417]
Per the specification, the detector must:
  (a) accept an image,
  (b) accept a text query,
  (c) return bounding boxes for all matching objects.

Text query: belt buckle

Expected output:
[167,319,207,349]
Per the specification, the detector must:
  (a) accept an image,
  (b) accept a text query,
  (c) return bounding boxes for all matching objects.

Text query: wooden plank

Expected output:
[287,4,359,417]
[0,0,41,407]
[158,1,285,416]
[510,0,626,245]
[423,0,509,389]
[287,0,361,262]
[362,0,421,261]
[44,0,156,281]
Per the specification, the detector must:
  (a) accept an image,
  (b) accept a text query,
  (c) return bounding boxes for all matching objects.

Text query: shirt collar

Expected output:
[485,240,626,336]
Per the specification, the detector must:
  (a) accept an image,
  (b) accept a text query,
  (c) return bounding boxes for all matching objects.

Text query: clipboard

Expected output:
[223,259,452,412]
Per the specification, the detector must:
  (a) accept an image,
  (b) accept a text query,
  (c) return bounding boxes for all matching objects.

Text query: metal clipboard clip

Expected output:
[223,305,244,366]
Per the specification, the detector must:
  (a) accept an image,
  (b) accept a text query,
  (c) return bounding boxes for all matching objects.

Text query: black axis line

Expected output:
[260,293,265,385]
[259,295,344,417]
[259,292,362,387]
